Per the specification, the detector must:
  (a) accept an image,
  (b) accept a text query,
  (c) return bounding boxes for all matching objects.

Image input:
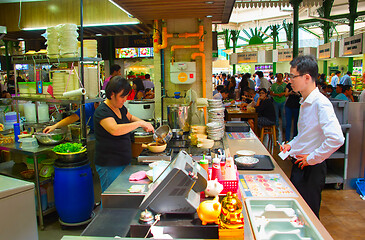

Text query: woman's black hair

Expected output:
[133,78,145,92]
[105,76,132,99]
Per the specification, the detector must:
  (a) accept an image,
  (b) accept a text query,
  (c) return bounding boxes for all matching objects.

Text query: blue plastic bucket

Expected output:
[54,162,94,223]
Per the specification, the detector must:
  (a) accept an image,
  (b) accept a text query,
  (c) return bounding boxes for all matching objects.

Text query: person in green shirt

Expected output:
[270,73,287,130]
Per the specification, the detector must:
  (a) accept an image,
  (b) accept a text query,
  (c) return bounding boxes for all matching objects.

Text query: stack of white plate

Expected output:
[206,99,225,140]
[52,72,66,97]
[206,121,225,140]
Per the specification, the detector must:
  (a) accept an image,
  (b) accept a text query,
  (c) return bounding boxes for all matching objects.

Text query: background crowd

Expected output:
[212,69,365,142]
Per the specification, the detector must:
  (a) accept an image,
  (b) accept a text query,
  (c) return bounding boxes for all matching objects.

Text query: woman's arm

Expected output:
[100,117,145,136]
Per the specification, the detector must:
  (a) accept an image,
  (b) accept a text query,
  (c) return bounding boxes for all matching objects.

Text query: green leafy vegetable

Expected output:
[53,143,83,153]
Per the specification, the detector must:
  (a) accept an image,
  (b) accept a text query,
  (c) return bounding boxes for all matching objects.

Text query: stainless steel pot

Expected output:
[167,104,190,133]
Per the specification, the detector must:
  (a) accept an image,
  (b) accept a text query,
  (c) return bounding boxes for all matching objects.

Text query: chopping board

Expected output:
[234,155,275,171]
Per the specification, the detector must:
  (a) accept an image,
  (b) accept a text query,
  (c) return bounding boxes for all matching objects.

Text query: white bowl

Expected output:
[235,156,259,167]
[236,150,255,157]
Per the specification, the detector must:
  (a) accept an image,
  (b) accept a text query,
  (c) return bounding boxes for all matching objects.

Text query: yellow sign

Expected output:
[178,72,188,82]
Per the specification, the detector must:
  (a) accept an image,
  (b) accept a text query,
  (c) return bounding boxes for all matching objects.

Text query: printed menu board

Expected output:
[237,52,258,63]
[115,48,138,58]
[138,47,153,57]
[342,34,363,56]
[318,43,331,59]
[239,174,297,197]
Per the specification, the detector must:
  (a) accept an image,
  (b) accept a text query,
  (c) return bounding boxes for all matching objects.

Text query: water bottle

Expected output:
[13,123,20,143]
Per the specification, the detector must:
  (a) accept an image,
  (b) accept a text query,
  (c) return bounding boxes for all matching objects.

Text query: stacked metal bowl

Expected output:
[207,99,225,140]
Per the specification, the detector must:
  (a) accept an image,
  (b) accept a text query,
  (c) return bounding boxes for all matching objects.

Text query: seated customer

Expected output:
[144,88,155,99]
[248,88,275,132]
[335,85,353,102]
[133,78,145,100]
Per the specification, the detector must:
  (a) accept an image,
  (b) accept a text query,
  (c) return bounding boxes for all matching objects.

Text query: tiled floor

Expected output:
[38,129,365,240]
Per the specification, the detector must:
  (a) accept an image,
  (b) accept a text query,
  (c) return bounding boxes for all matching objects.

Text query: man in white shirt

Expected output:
[256,71,270,90]
[282,55,344,218]
[330,70,341,87]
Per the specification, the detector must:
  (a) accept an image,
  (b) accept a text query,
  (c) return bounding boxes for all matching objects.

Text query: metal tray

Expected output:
[245,199,324,240]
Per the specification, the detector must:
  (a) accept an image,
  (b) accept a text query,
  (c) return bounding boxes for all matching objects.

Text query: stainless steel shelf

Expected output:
[13,96,104,104]
[12,56,102,64]
[0,160,53,185]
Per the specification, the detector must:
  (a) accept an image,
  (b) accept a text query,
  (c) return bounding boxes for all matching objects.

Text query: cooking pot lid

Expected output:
[129,100,155,104]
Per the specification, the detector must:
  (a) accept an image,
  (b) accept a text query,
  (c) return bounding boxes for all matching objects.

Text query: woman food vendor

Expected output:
[94,76,154,192]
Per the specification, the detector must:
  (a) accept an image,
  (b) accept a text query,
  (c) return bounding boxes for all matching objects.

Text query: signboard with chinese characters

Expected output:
[237,52,258,63]
[342,34,363,56]
[318,43,331,59]
[277,48,313,62]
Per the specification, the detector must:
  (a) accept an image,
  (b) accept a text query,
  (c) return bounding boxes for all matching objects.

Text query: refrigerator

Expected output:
[0,175,38,240]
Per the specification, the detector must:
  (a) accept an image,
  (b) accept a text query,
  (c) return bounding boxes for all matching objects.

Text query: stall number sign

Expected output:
[278,48,304,62]
[237,52,257,63]
[343,34,363,56]
[318,43,331,59]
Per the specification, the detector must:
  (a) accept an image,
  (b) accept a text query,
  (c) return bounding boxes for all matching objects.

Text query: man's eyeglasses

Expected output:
[289,74,305,80]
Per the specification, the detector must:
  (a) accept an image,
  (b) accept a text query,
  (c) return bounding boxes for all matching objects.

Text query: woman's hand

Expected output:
[139,121,154,133]
[43,125,56,133]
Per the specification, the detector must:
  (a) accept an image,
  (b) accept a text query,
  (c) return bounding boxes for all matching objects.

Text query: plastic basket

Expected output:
[355,178,365,196]
[208,167,239,194]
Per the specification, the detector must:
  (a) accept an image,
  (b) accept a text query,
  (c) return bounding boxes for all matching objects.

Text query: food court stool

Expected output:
[260,125,277,154]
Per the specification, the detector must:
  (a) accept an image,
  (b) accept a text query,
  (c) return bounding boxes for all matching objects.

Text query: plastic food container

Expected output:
[19,137,39,149]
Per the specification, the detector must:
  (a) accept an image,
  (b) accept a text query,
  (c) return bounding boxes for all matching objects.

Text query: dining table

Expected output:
[226,107,258,135]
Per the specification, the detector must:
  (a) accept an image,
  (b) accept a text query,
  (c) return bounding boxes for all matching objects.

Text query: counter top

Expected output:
[81,131,333,240]
[225,132,333,240]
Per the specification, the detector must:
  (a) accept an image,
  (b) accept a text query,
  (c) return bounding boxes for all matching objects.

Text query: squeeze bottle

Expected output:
[224,157,237,180]
[211,158,222,181]
[199,156,210,180]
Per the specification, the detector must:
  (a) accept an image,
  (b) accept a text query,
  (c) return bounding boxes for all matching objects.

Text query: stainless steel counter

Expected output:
[80,131,333,239]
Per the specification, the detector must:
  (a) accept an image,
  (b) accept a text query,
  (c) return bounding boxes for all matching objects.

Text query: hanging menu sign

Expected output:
[318,43,331,59]
[343,34,363,56]
[277,48,304,62]
[237,52,258,63]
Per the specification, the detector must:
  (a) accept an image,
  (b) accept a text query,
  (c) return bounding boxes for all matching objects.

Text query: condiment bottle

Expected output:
[13,123,20,143]
[199,156,210,180]
[211,157,222,181]
[224,157,237,180]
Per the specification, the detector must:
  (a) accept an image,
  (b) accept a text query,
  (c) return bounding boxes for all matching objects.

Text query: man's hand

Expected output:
[43,125,56,133]
[295,154,310,170]
[280,144,291,153]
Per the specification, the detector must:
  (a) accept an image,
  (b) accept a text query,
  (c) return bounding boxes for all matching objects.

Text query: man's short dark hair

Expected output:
[289,55,318,82]
[110,64,121,74]
[335,70,341,75]
[258,88,267,94]
[256,71,264,78]
[222,73,227,78]
[342,85,351,93]
[145,74,150,79]
[217,85,225,92]
[220,88,229,94]
[346,71,352,75]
